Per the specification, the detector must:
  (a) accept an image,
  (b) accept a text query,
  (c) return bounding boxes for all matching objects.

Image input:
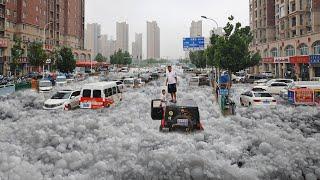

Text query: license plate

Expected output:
[263,100,270,104]
[177,119,188,126]
[81,103,91,109]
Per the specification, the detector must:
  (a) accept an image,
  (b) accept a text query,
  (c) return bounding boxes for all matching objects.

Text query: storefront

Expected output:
[290,56,310,80]
[310,55,320,77]
[274,57,290,78]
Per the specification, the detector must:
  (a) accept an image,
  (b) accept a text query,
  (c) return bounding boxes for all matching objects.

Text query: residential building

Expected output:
[98,34,108,58]
[85,23,101,58]
[106,39,116,61]
[250,0,320,80]
[190,20,202,37]
[147,21,160,59]
[116,22,129,52]
[0,0,90,76]
[132,33,142,60]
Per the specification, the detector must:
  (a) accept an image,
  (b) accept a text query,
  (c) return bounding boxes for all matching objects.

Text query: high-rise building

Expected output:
[0,0,89,75]
[98,34,108,58]
[190,20,202,37]
[106,39,117,61]
[116,22,129,52]
[147,21,160,59]
[85,23,101,58]
[250,0,320,80]
[132,33,143,60]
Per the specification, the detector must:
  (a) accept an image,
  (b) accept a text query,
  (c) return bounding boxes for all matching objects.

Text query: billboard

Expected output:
[183,37,205,51]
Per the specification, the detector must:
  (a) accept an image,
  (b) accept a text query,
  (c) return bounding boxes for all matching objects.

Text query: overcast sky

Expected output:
[85,0,249,59]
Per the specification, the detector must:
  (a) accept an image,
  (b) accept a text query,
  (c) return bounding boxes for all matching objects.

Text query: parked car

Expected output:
[263,79,294,86]
[134,78,145,88]
[113,80,126,92]
[260,71,273,78]
[56,75,67,86]
[39,79,53,93]
[189,76,209,86]
[254,82,289,94]
[43,90,81,110]
[244,74,267,83]
[240,91,277,107]
[123,78,135,88]
[120,67,129,73]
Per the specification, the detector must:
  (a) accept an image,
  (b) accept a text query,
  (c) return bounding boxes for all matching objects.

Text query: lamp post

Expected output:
[43,22,53,74]
[201,16,220,87]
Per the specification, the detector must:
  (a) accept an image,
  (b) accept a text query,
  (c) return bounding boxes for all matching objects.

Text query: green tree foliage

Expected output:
[95,53,106,62]
[10,37,24,77]
[189,50,206,69]
[56,46,76,73]
[27,41,47,67]
[210,16,261,75]
[110,49,132,65]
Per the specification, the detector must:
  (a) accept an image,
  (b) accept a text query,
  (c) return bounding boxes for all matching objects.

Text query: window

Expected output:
[71,91,80,97]
[112,87,117,95]
[270,48,278,57]
[82,89,91,98]
[93,90,101,98]
[285,45,295,56]
[299,44,309,55]
[313,41,320,55]
[104,88,113,97]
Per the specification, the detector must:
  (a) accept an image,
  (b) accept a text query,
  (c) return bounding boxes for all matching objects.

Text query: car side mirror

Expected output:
[151,99,163,120]
[70,96,76,99]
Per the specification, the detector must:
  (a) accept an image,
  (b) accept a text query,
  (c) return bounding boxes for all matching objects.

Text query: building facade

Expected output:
[190,20,202,37]
[85,23,101,59]
[147,21,160,59]
[132,33,142,60]
[98,34,108,58]
[106,39,116,61]
[250,0,320,80]
[0,0,89,76]
[116,22,129,52]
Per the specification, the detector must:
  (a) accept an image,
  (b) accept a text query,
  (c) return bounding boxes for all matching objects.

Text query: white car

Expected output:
[113,81,126,92]
[253,79,269,85]
[134,78,145,88]
[43,90,81,110]
[123,78,135,88]
[261,71,273,78]
[240,91,277,107]
[259,78,294,86]
[39,80,53,93]
[56,76,67,86]
[254,82,289,94]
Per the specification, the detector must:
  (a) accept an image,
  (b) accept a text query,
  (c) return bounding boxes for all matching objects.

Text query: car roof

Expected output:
[58,89,79,93]
[82,82,117,89]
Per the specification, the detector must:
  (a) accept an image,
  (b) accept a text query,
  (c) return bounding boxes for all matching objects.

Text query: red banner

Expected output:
[290,56,309,64]
[262,57,274,63]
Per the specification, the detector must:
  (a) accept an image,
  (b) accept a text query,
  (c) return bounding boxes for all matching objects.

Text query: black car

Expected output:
[151,99,204,132]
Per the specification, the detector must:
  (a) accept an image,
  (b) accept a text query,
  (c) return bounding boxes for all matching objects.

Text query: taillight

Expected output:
[253,99,261,102]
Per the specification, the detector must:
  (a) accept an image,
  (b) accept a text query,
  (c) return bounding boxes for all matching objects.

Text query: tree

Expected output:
[28,41,47,68]
[110,50,132,65]
[95,53,105,62]
[56,46,76,73]
[210,16,261,80]
[189,50,206,69]
[10,36,24,79]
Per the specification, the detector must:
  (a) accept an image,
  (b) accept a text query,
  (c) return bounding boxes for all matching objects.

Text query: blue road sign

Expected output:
[183,37,205,51]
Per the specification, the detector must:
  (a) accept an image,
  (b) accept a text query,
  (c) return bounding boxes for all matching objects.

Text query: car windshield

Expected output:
[51,92,71,99]
[39,81,52,87]
[124,80,134,84]
[254,93,272,97]
[190,78,199,82]
[56,77,66,82]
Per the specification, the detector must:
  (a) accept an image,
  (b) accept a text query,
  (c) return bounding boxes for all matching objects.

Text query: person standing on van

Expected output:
[166,66,177,103]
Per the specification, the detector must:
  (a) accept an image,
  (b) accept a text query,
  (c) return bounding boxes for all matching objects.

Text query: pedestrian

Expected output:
[166,65,177,103]
[160,89,167,107]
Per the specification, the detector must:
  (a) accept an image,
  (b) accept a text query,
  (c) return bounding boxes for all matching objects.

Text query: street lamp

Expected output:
[43,22,53,74]
[201,16,220,87]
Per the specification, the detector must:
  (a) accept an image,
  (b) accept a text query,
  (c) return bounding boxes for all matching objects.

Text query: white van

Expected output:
[80,82,122,109]
[39,79,53,93]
